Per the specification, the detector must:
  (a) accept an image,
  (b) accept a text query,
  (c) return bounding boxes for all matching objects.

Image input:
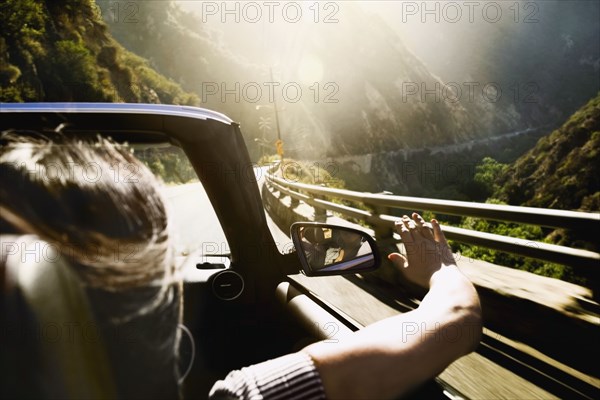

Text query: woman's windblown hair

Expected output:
[0,130,183,397]
[0,130,173,292]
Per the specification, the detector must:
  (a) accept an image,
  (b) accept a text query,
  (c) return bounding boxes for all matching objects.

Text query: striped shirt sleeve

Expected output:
[208,352,326,400]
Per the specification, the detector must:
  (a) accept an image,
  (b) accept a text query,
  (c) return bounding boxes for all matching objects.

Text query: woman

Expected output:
[1,131,181,398]
[1,131,482,399]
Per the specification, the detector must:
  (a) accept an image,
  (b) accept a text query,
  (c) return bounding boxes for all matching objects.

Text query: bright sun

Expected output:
[297,55,324,85]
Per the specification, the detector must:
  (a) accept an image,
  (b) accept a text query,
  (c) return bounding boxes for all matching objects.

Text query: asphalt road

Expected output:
[161,182,228,257]
[161,166,292,256]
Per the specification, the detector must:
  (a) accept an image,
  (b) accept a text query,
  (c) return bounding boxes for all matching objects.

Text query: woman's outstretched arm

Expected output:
[301,213,482,399]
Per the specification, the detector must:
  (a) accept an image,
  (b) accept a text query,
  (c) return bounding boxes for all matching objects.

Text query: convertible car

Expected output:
[2,103,461,399]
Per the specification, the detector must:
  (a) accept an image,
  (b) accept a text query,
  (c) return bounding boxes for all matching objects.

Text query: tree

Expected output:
[473,157,507,199]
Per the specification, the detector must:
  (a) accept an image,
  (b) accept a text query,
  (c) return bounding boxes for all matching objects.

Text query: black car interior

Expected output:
[1,106,451,399]
[0,107,358,399]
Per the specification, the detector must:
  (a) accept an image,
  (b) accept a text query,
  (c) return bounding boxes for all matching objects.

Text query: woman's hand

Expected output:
[388,212,456,288]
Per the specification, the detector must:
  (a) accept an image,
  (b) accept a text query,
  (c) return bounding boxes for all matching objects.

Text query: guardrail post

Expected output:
[364,194,403,287]
[313,184,327,221]
[367,191,395,241]
[372,206,394,239]
[290,196,299,208]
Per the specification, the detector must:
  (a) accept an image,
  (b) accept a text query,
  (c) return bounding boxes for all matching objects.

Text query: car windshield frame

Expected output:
[0,103,283,281]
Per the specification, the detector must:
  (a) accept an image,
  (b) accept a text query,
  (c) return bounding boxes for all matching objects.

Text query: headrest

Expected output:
[1,234,116,398]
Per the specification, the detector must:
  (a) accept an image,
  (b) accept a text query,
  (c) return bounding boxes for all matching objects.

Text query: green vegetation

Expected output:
[135,146,198,185]
[496,93,600,254]
[449,199,582,284]
[0,0,198,104]
[390,97,599,286]
[0,0,199,178]
[472,157,508,199]
[332,129,548,204]
[439,95,600,286]
[497,93,600,215]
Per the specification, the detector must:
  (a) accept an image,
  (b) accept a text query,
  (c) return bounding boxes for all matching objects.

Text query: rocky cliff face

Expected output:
[304,127,546,199]
[382,1,600,132]
[12,1,595,165]
[98,2,518,159]
[256,4,519,158]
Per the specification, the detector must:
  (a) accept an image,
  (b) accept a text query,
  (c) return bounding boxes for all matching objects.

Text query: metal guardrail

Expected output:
[267,175,600,272]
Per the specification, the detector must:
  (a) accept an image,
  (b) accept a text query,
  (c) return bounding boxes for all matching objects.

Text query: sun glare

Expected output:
[297,55,324,85]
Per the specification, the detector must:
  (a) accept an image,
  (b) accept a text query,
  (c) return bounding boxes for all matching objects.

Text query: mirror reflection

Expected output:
[292,224,378,275]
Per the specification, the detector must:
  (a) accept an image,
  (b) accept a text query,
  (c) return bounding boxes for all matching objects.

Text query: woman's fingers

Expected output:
[395,217,413,243]
[397,215,426,259]
[405,215,424,241]
[412,212,434,241]
[431,219,456,264]
[388,253,408,269]
[431,219,447,244]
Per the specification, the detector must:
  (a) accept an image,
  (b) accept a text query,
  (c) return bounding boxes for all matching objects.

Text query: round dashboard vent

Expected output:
[211,270,244,301]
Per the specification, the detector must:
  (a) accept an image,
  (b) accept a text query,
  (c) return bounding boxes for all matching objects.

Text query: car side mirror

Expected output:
[290,222,381,276]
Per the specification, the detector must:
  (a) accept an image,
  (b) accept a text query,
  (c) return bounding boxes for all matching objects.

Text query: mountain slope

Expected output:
[97,2,514,158]
[495,93,599,253]
[497,93,600,212]
[382,1,600,130]
[0,0,197,105]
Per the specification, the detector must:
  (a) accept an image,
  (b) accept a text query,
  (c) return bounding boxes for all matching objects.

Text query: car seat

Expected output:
[1,234,116,398]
